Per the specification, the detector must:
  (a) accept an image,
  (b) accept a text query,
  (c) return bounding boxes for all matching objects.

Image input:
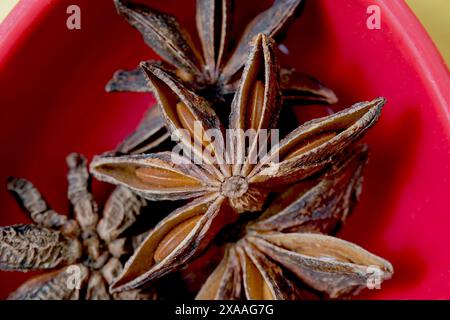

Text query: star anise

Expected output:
[0,153,154,300]
[107,0,338,155]
[196,145,393,300]
[90,34,386,293]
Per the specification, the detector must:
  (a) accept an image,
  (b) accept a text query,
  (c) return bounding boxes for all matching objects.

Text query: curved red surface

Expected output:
[0,0,449,299]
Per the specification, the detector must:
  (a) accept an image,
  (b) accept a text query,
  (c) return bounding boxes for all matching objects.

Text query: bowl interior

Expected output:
[0,0,449,299]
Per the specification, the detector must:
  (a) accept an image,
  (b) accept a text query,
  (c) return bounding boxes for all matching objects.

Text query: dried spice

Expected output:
[107,0,337,154]
[90,34,386,293]
[1,1,394,301]
[1,153,154,300]
[196,146,393,299]
[116,104,171,155]
[108,0,335,99]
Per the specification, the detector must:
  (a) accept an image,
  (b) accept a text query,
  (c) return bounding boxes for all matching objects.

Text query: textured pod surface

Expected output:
[0,225,82,271]
[108,238,132,258]
[221,0,303,80]
[1,152,159,300]
[140,62,228,174]
[115,104,170,154]
[106,66,152,93]
[91,152,218,201]
[66,153,99,234]
[279,68,338,104]
[250,233,393,298]
[97,186,147,243]
[108,0,318,99]
[228,34,280,176]
[196,245,242,300]
[240,241,300,300]
[111,195,236,292]
[8,264,89,300]
[114,0,203,78]
[197,147,392,299]
[101,257,157,300]
[250,98,385,185]
[196,0,231,80]
[96,37,345,218]
[7,178,67,228]
[251,144,368,233]
[86,271,111,300]
[92,32,386,296]
[113,289,157,300]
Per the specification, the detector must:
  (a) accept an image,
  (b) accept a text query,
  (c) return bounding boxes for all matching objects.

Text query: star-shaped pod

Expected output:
[91,34,386,292]
[107,0,336,102]
[108,0,338,155]
[196,145,393,300]
[0,154,153,300]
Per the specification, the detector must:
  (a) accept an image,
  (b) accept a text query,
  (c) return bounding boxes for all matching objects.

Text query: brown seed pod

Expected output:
[8,264,89,300]
[91,35,386,293]
[106,0,336,157]
[7,178,67,228]
[0,225,82,271]
[97,186,147,243]
[3,153,156,300]
[197,146,393,300]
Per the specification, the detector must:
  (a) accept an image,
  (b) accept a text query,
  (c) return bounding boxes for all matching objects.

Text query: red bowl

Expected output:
[0,0,449,299]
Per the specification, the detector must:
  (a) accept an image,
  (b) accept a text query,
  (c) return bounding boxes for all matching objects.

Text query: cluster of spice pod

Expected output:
[0,0,393,300]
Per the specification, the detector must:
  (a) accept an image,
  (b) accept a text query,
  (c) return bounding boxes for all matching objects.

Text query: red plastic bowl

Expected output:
[0,0,449,299]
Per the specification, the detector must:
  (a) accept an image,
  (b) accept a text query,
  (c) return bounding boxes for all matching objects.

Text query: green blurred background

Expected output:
[0,0,449,64]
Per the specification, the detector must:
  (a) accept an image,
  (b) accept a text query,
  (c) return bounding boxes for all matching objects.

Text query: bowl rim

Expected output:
[377,0,450,129]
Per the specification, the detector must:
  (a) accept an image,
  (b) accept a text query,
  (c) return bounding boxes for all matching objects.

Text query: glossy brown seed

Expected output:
[135,166,202,188]
[109,196,235,292]
[176,101,210,150]
[91,152,217,202]
[154,215,202,263]
[140,62,226,171]
[247,80,265,131]
[249,97,386,185]
[284,132,337,161]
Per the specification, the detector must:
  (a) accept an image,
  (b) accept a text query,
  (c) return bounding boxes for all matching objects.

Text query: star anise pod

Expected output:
[108,0,337,155]
[90,34,386,293]
[1,153,154,300]
[196,145,393,300]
